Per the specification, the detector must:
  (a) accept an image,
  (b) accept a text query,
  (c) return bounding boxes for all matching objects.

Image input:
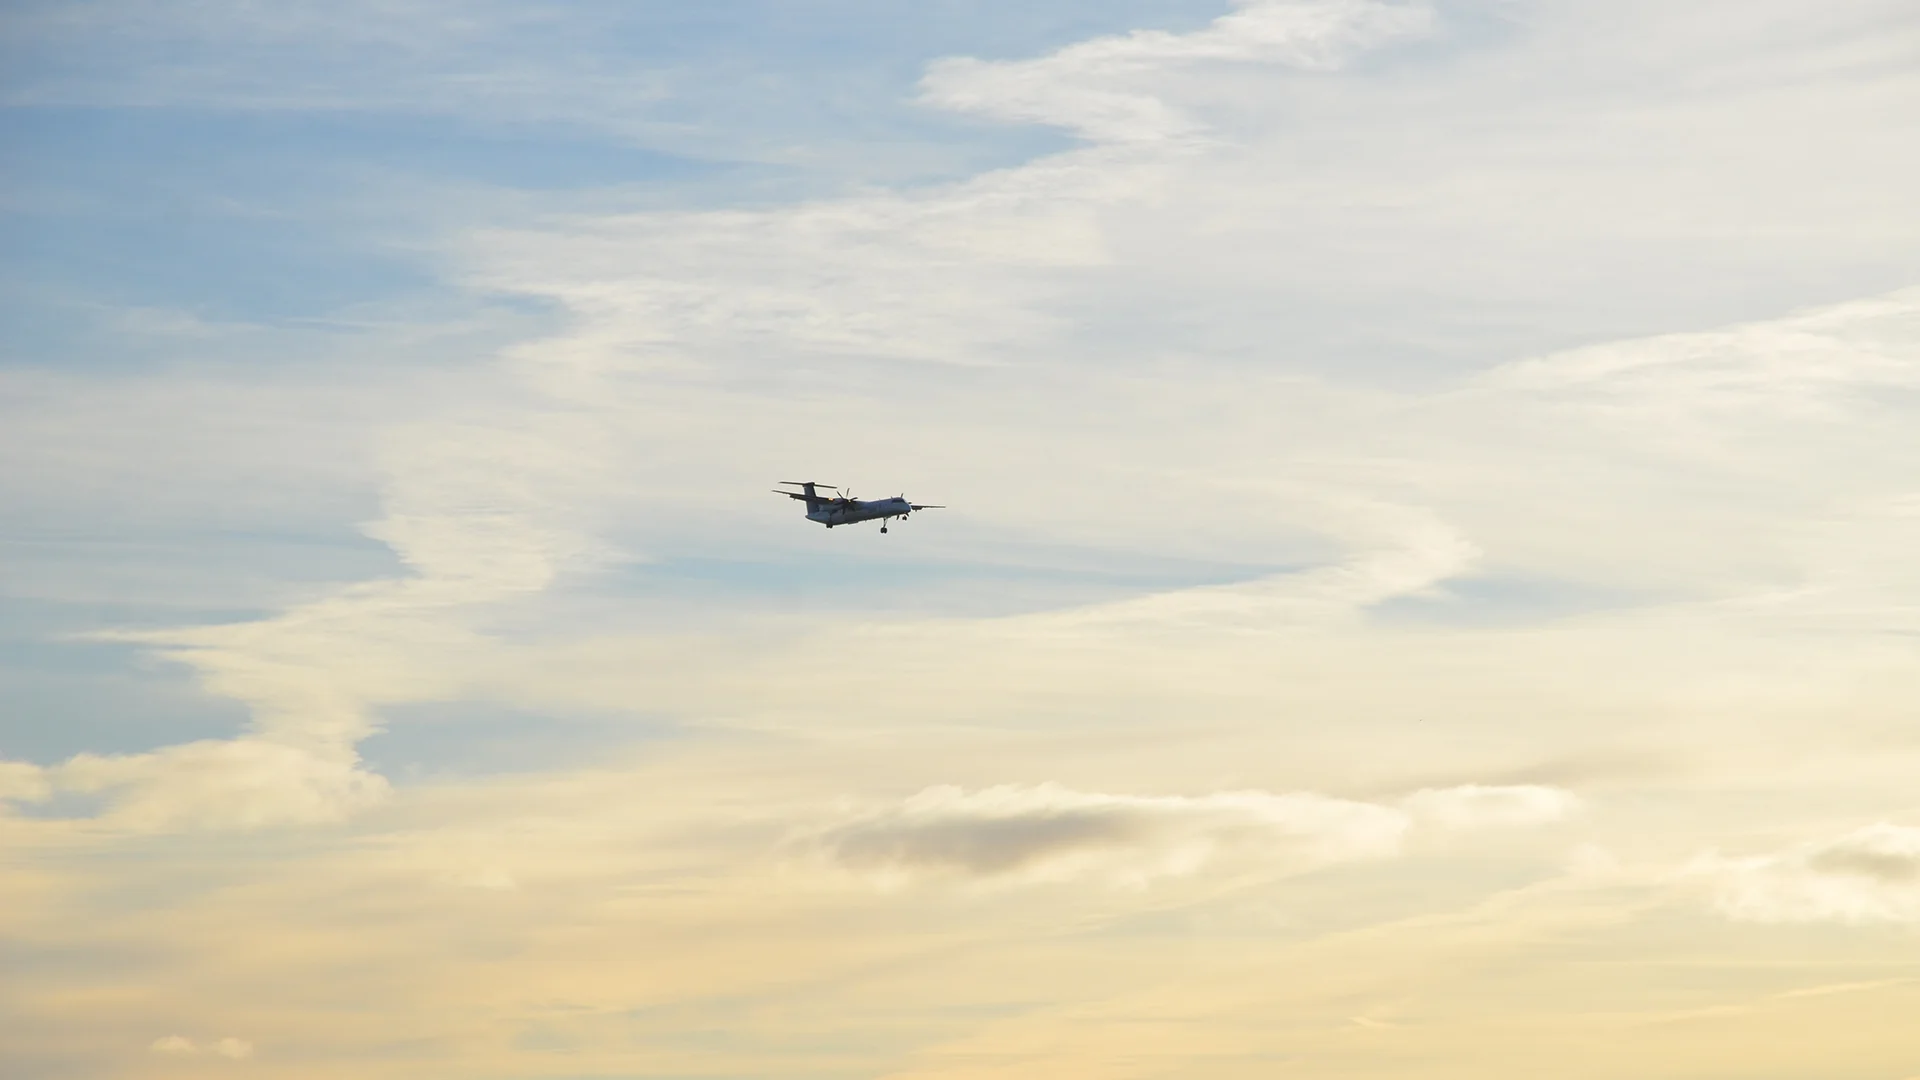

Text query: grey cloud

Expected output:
[815,781,1573,885]
[1807,840,1920,886]
[828,804,1155,876]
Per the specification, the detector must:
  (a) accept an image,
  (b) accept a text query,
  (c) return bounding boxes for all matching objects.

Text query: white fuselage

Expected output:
[807,496,913,528]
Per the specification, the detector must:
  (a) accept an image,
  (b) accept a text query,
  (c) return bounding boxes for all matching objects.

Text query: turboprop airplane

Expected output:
[773,481,943,534]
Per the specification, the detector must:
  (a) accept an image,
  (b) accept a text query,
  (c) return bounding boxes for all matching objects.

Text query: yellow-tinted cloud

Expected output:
[1690,822,1920,924]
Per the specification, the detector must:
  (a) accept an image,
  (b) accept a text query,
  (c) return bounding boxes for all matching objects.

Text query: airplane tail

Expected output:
[774,481,836,512]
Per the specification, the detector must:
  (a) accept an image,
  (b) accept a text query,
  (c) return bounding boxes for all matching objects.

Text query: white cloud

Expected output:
[54,740,388,831]
[922,0,1433,142]
[18,375,612,831]
[1044,503,1480,632]
[213,1037,255,1059]
[1401,783,1580,829]
[1691,823,1920,924]
[149,1035,195,1054]
[815,782,1573,886]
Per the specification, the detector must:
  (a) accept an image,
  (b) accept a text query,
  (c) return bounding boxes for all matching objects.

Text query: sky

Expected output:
[2,0,1919,1076]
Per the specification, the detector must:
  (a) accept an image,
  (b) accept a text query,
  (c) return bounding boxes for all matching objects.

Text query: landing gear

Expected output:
[880,525,889,534]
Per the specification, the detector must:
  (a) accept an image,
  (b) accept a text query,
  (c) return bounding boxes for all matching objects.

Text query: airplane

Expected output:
[773,481,943,534]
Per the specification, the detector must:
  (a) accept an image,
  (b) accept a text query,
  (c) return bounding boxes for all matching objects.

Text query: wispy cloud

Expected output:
[922,0,1433,142]
[1690,823,1920,924]
[7,2,1920,1074]
[50,740,386,831]
[815,781,1574,885]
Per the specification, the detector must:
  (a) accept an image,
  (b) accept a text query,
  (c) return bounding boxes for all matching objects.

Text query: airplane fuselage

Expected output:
[807,496,914,528]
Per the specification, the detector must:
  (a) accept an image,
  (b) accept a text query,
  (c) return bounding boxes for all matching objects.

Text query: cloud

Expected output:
[146,1034,253,1059]
[5,3,1920,1077]
[1401,783,1581,829]
[1691,823,1920,923]
[13,374,613,831]
[16,0,1917,843]
[0,760,51,804]
[921,0,1433,142]
[52,739,388,831]
[815,781,1573,886]
[1046,502,1481,632]
[1486,288,1920,394]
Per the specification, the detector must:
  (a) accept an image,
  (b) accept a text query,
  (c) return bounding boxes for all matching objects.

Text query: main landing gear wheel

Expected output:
[880,526,889,534]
